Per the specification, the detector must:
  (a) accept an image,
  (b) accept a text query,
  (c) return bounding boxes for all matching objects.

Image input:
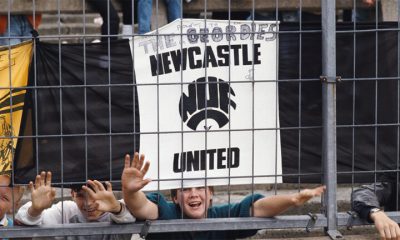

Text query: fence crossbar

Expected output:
[0,215,328,238]
[4,212,400,238]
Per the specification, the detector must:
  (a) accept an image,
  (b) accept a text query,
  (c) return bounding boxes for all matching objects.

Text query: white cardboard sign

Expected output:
[133,19,281,190]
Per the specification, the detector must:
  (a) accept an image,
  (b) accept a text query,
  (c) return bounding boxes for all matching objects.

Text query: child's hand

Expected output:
[292,185,325,207]
[82,180,121,214]
[121,153,151,195]
[28,171,56,217]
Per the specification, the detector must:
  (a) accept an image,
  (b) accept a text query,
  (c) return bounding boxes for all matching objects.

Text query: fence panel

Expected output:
[0,0,399,239]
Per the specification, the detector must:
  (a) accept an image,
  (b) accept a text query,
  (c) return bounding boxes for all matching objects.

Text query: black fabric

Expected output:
[280,22,399,183]
[13,22,400,185]
[14,39,139,187]
[352,182,393,221]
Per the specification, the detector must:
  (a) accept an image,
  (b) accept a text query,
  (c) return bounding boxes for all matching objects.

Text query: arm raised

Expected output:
[27,171,56,217]
[122,152,158,220]
[252,186,325,217]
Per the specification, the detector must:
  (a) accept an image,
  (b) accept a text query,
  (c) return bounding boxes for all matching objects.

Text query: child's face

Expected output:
[71,190,104,221]
[0,176,12,219]
[172,187,213,219]
[7,186,24,215]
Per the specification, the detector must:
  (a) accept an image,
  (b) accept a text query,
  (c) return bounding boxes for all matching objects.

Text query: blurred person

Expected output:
[88,0,120,42]
[245,10,320,23]
[0,14,42,46]
[246,11,299,22]
[354,0,382,22]
[122,152,326,239]
[16,171,135,240]
[119,0,138,39]
[138,0,181,34]
[88,0,139,40]
[352,173,400,240]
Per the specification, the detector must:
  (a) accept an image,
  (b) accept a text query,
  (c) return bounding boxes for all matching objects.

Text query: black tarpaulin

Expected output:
[14,40,140,186]
[280,22,399,183]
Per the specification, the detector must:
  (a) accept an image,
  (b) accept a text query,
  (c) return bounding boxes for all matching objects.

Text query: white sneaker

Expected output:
[122,25,133,39]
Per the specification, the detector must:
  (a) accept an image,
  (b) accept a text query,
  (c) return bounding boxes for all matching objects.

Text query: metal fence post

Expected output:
[321,0,342,239]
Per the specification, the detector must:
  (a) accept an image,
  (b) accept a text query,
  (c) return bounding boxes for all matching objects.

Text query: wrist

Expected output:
[111,202,123,215]
[123,190,139,201]
[369,208,383,222]
[291,193,301,206]
[122,187,135,199]
[28,206,44,217]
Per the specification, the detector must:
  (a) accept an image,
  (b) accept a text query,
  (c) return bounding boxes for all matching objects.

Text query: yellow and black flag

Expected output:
[0,42,32,175]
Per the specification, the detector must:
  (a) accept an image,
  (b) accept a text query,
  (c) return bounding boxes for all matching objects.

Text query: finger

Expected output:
[86,180,98,192]
[390,225,397,240]
[46,171,52,186]
[141,161,150,176]
[82,185,96,199]
[308,186,323,197]
[315,186,325,196]
[378,227,386,240]
[395,225,400,240]
[384,226,392,240]
[140,179,152,189]
[29,181,34,192]
[132,152,139,169]
[93,180,105,191]
[40,171,46,186]
[137,154,145,170]
[34,174,41,189]
[50,188,56,199]
[105,181,112,192]
[124,154,131,169]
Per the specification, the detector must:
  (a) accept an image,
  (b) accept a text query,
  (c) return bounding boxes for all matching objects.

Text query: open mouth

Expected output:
[85,208,97,214]
[188,201,202,209]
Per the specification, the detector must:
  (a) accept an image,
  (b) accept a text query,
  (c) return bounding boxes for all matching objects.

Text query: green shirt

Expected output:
[145,192,264,240]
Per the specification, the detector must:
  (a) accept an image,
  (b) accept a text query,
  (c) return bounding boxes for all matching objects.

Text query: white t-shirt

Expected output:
[16,200,135,240]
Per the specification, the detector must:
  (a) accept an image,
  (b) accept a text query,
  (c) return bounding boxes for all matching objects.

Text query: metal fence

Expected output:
[0,0,399,239]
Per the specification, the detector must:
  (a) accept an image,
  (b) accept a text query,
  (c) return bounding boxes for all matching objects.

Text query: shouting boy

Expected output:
[122,152,325,239]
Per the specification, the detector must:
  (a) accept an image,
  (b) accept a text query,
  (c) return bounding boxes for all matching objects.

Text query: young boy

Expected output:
[122,152,326,239]
[16,171,135,239]
[0,174,18,227]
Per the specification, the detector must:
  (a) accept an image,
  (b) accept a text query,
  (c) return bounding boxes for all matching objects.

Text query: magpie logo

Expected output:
[179,76,236,131]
